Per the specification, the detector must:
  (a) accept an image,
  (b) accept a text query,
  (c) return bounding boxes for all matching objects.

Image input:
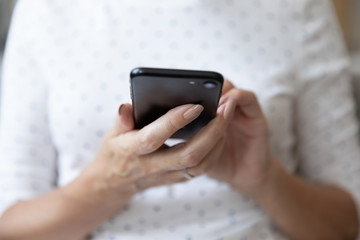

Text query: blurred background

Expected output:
[0,0,359,103]
[0,0,16,83]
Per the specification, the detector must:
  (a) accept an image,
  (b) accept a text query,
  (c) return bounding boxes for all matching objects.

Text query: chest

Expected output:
[40,1,298,168]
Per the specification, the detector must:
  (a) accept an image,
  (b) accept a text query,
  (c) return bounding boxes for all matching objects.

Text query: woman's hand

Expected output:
[188,80,275,198]
[185,80,359,240]
[0,103,233,240]
[69,102,232,209]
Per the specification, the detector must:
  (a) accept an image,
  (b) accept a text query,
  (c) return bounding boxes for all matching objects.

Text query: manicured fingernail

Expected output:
[118,104,125,115]
[184,105,204,121]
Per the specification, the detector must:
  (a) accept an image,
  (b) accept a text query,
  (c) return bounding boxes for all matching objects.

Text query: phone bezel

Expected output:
[131,67,223,81]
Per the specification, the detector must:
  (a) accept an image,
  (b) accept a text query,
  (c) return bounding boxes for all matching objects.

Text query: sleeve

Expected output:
[295,0,360,226]
[0,0,57,216]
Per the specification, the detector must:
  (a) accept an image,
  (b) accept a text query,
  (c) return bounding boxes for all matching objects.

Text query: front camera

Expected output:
[203,81,217,89]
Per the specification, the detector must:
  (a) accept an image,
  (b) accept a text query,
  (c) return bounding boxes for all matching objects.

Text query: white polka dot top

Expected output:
[1,0,360,239]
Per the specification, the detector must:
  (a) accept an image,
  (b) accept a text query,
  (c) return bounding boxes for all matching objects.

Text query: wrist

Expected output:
[243,158,287,203]
[61,165,132,211]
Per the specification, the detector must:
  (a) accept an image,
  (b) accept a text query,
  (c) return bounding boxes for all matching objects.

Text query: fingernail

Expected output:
[217,104,226,115]
[118,104,125,115]
[184,105,204,121]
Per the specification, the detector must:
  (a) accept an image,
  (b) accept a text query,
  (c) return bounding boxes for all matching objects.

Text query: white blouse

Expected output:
[1,0,359,239]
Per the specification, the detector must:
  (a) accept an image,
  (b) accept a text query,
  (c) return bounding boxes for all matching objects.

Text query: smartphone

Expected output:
[130,67,224,139]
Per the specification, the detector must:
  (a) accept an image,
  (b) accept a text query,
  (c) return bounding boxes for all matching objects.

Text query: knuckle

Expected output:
[232,89,243,99]
[166,117,181,132]
[247,91,257,101]
[232,89,256,102]
[115,140,134,160]
[139,131,159,153]
[181,150,201,167]
[242,90,255,99]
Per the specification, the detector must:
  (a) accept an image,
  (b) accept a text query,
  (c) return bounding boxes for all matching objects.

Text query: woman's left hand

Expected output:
[188,80,276,198]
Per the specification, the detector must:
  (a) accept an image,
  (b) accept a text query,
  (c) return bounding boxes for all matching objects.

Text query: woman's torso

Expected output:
[35,0,301,238]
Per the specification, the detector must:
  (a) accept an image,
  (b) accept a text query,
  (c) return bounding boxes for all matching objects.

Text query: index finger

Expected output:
[134,104,204,155]
[221,78,235,95]
[225,89,264,119]
[146,106,231,171]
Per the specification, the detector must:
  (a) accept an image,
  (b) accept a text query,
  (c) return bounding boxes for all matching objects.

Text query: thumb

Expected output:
[108,103,135,137]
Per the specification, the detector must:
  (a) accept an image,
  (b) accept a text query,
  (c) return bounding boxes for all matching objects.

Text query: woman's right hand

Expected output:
[0,103,231,240]
[67,103,232,210]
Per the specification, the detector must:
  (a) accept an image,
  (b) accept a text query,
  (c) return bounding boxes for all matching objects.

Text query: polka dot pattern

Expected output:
[0,0,359,239]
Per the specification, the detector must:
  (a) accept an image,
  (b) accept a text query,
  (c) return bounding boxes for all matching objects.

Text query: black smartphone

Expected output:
[130,67,224,139]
